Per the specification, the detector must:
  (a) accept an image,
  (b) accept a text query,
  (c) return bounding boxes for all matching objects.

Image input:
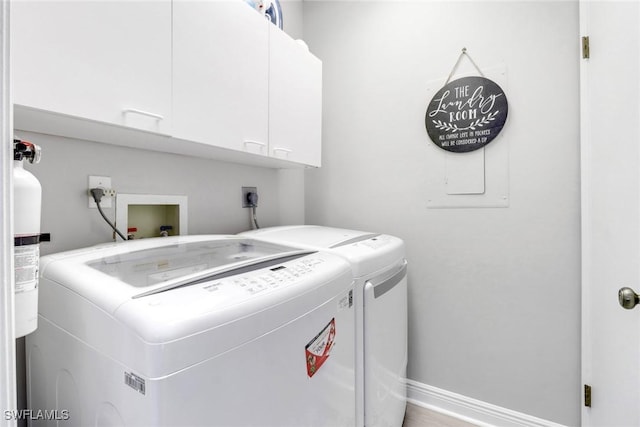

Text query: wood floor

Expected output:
[402,403,479,427]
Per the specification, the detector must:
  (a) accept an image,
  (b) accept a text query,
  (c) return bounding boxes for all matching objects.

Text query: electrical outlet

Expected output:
[242,187,258,208]
[88,175,113,208]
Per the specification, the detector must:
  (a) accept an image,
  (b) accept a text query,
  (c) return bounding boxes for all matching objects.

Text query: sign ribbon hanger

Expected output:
[425,48,508,153]
[445,47,485,85]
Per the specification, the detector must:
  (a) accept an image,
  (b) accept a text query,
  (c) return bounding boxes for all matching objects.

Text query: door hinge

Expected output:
[584,384,592,407]
[582,36,590,59]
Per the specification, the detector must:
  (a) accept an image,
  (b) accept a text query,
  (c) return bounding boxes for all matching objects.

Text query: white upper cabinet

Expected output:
[269,26,322,167]
[11,0,321,168]
[173,1,269,155]
[11,0,172,134]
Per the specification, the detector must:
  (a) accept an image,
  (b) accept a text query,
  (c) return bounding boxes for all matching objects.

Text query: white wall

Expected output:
[18,131,287,255]
[281,0,304,40]
[303,1,581,425]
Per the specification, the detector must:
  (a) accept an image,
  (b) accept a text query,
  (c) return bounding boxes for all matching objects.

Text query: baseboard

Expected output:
[406,380,568,427]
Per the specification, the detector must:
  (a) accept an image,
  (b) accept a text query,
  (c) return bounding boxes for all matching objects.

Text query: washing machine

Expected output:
[26,235,356,426]
[240,226,407,427]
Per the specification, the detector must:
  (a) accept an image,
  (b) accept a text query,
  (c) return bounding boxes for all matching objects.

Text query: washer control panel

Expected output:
[201,257,326,296]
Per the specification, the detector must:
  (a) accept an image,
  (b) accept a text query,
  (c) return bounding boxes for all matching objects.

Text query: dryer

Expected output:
[240,226,407,427]
[26,235,356,426]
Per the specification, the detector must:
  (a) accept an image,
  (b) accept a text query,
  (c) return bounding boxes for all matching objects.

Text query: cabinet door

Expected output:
[269,26,322,167]
[173,1,269,155]
[11,0,172,134]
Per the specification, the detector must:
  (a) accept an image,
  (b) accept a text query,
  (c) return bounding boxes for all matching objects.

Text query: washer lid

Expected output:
[40,235,310,314]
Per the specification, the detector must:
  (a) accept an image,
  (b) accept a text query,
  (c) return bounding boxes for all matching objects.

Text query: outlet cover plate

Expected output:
[242,187,257,208]
[88,175,112,208]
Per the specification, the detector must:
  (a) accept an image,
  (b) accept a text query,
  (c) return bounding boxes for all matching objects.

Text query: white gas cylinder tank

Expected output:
[13,139,42,338]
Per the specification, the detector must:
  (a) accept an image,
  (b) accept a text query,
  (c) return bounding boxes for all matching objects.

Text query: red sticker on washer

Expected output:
[305,318,336,378]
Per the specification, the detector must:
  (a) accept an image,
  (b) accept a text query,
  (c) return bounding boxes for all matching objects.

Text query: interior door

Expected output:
[581,1,640,425]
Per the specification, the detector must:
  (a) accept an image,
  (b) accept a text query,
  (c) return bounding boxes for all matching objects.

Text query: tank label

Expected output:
[14,244,39,293]
[305,318,336,378]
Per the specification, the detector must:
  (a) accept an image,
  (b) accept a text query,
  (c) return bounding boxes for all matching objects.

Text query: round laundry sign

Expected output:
[425,76,508,153]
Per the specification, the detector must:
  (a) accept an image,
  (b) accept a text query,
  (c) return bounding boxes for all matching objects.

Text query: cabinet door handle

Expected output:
[244,140,266,153]
[272,147,292,157]
[122,108,164,121]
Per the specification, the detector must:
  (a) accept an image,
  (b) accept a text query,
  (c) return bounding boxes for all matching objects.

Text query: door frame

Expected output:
[1,0,17,422]
[579,0,592,423]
